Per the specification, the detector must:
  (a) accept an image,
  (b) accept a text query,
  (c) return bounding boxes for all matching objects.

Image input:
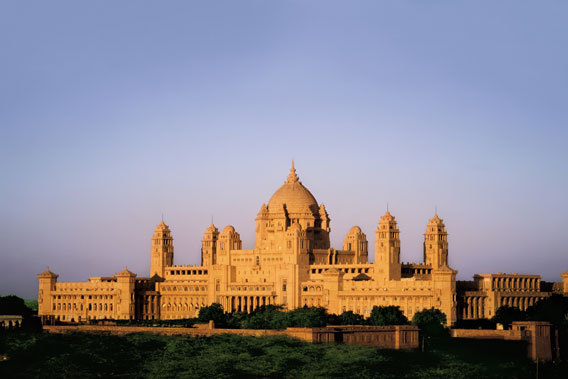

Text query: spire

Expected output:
[286,160,299,183]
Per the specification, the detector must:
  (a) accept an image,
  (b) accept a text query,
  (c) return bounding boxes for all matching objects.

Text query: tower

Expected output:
[115,267,136,320]
[343,226,368,264]
[216,225,242,265]
[37,268,58,322]
[423,214,449,269]
[375,210,401,281]
[201,224,219,266]
[150,220,174,277]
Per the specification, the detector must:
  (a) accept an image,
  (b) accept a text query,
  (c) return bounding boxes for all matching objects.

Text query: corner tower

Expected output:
[423,214,449,269]
[150,220,174,277]
[375,210,401,281]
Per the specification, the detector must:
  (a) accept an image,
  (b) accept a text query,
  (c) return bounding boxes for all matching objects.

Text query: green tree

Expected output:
[239,305,288,329]
[367,306,408,326]
[492,306,526,329]
[0,295,33,317]
[198,303,226,326]
[338,310,364,325]
[288,307,329,327]
[526,294,568,327]
[412,308,448,337]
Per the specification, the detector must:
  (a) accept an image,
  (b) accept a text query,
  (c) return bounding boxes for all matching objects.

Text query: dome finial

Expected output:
[287,160,299,183]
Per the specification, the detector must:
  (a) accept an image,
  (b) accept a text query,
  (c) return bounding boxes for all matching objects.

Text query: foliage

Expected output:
[237,305,288,330]
[338,310,365,325]
[2,331,565,378]
[368,306,409,326]
[24,300,38,312]
[525,294,568,327]
[492,306,526,329]
[411,308,448,338]
[287,306,329,327]
[197,303,226,327]
[0,296,33,317]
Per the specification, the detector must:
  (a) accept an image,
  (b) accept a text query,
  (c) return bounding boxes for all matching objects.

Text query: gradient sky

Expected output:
[1,1,567,299]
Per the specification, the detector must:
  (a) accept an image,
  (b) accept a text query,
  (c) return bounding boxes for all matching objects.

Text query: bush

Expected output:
[0,296,33,318]
[197,303,226,327]
[492,306,526,329]
[368,306,409,326]
[412,308,448,338]
[337,310,365,325]
[287,307,329,327]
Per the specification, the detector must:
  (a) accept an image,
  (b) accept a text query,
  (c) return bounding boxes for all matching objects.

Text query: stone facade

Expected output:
[37,163,568,325]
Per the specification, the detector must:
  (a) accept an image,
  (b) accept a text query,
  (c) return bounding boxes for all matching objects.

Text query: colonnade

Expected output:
[461,296,486,319]
[493,277,539,291]
[136,294,159,319]
[461,295,545,319]
[220,295,276,313]
[498,296,543,311]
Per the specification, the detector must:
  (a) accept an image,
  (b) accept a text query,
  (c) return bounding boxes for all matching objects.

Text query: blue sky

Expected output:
[1,1,567,298]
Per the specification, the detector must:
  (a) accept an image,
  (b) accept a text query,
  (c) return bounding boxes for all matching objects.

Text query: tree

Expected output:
[0,295,33,317]
[492,306,526,329]
[525,294,568,327]
[412,308,448,337]
[338,310,364,325]
[288,307,329,327]
[198,303,226,326]
[367,306,408,326]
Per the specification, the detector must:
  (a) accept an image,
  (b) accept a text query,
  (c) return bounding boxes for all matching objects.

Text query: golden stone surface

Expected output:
[37,162,568,325]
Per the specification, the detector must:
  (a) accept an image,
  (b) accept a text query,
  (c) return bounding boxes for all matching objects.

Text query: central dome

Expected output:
[267,162,318,214]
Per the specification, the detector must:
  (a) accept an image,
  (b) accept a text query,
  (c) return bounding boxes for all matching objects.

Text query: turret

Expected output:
[343,226,368,264]
[375,211,401,281]
[115,267,136,320]
[216,225,241,265]
[150,220,174,277]
[37,268,58,320]
[201,224,219,266]
[423,214,449,269]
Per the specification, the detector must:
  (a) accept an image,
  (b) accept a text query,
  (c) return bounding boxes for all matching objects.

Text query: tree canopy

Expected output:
[368,306,409,326]
[412,308,447,337]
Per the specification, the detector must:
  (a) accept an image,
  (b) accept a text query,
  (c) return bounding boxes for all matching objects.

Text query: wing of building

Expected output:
[37,163,568,325]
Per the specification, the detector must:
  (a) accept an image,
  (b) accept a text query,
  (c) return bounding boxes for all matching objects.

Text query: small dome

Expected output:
[222,225,235,234]
[349,226,362,234]
[267,162,318,214]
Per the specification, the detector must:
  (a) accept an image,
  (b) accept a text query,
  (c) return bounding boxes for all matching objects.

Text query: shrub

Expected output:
[492,306,526,329]
[367,306,409,326]
[412,308,448,338]
[198,303,226,327]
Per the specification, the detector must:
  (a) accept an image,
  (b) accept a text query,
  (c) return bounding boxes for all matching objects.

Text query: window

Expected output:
[256,256,260,265]
[282,280,287,292]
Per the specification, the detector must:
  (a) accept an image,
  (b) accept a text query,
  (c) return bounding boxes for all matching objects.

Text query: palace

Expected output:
[37,163,568,325]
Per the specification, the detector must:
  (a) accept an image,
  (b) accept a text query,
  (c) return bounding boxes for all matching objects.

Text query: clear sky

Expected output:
[1,1,567,299]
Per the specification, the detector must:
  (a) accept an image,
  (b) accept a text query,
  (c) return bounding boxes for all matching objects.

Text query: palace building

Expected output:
[37,163,568,325]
